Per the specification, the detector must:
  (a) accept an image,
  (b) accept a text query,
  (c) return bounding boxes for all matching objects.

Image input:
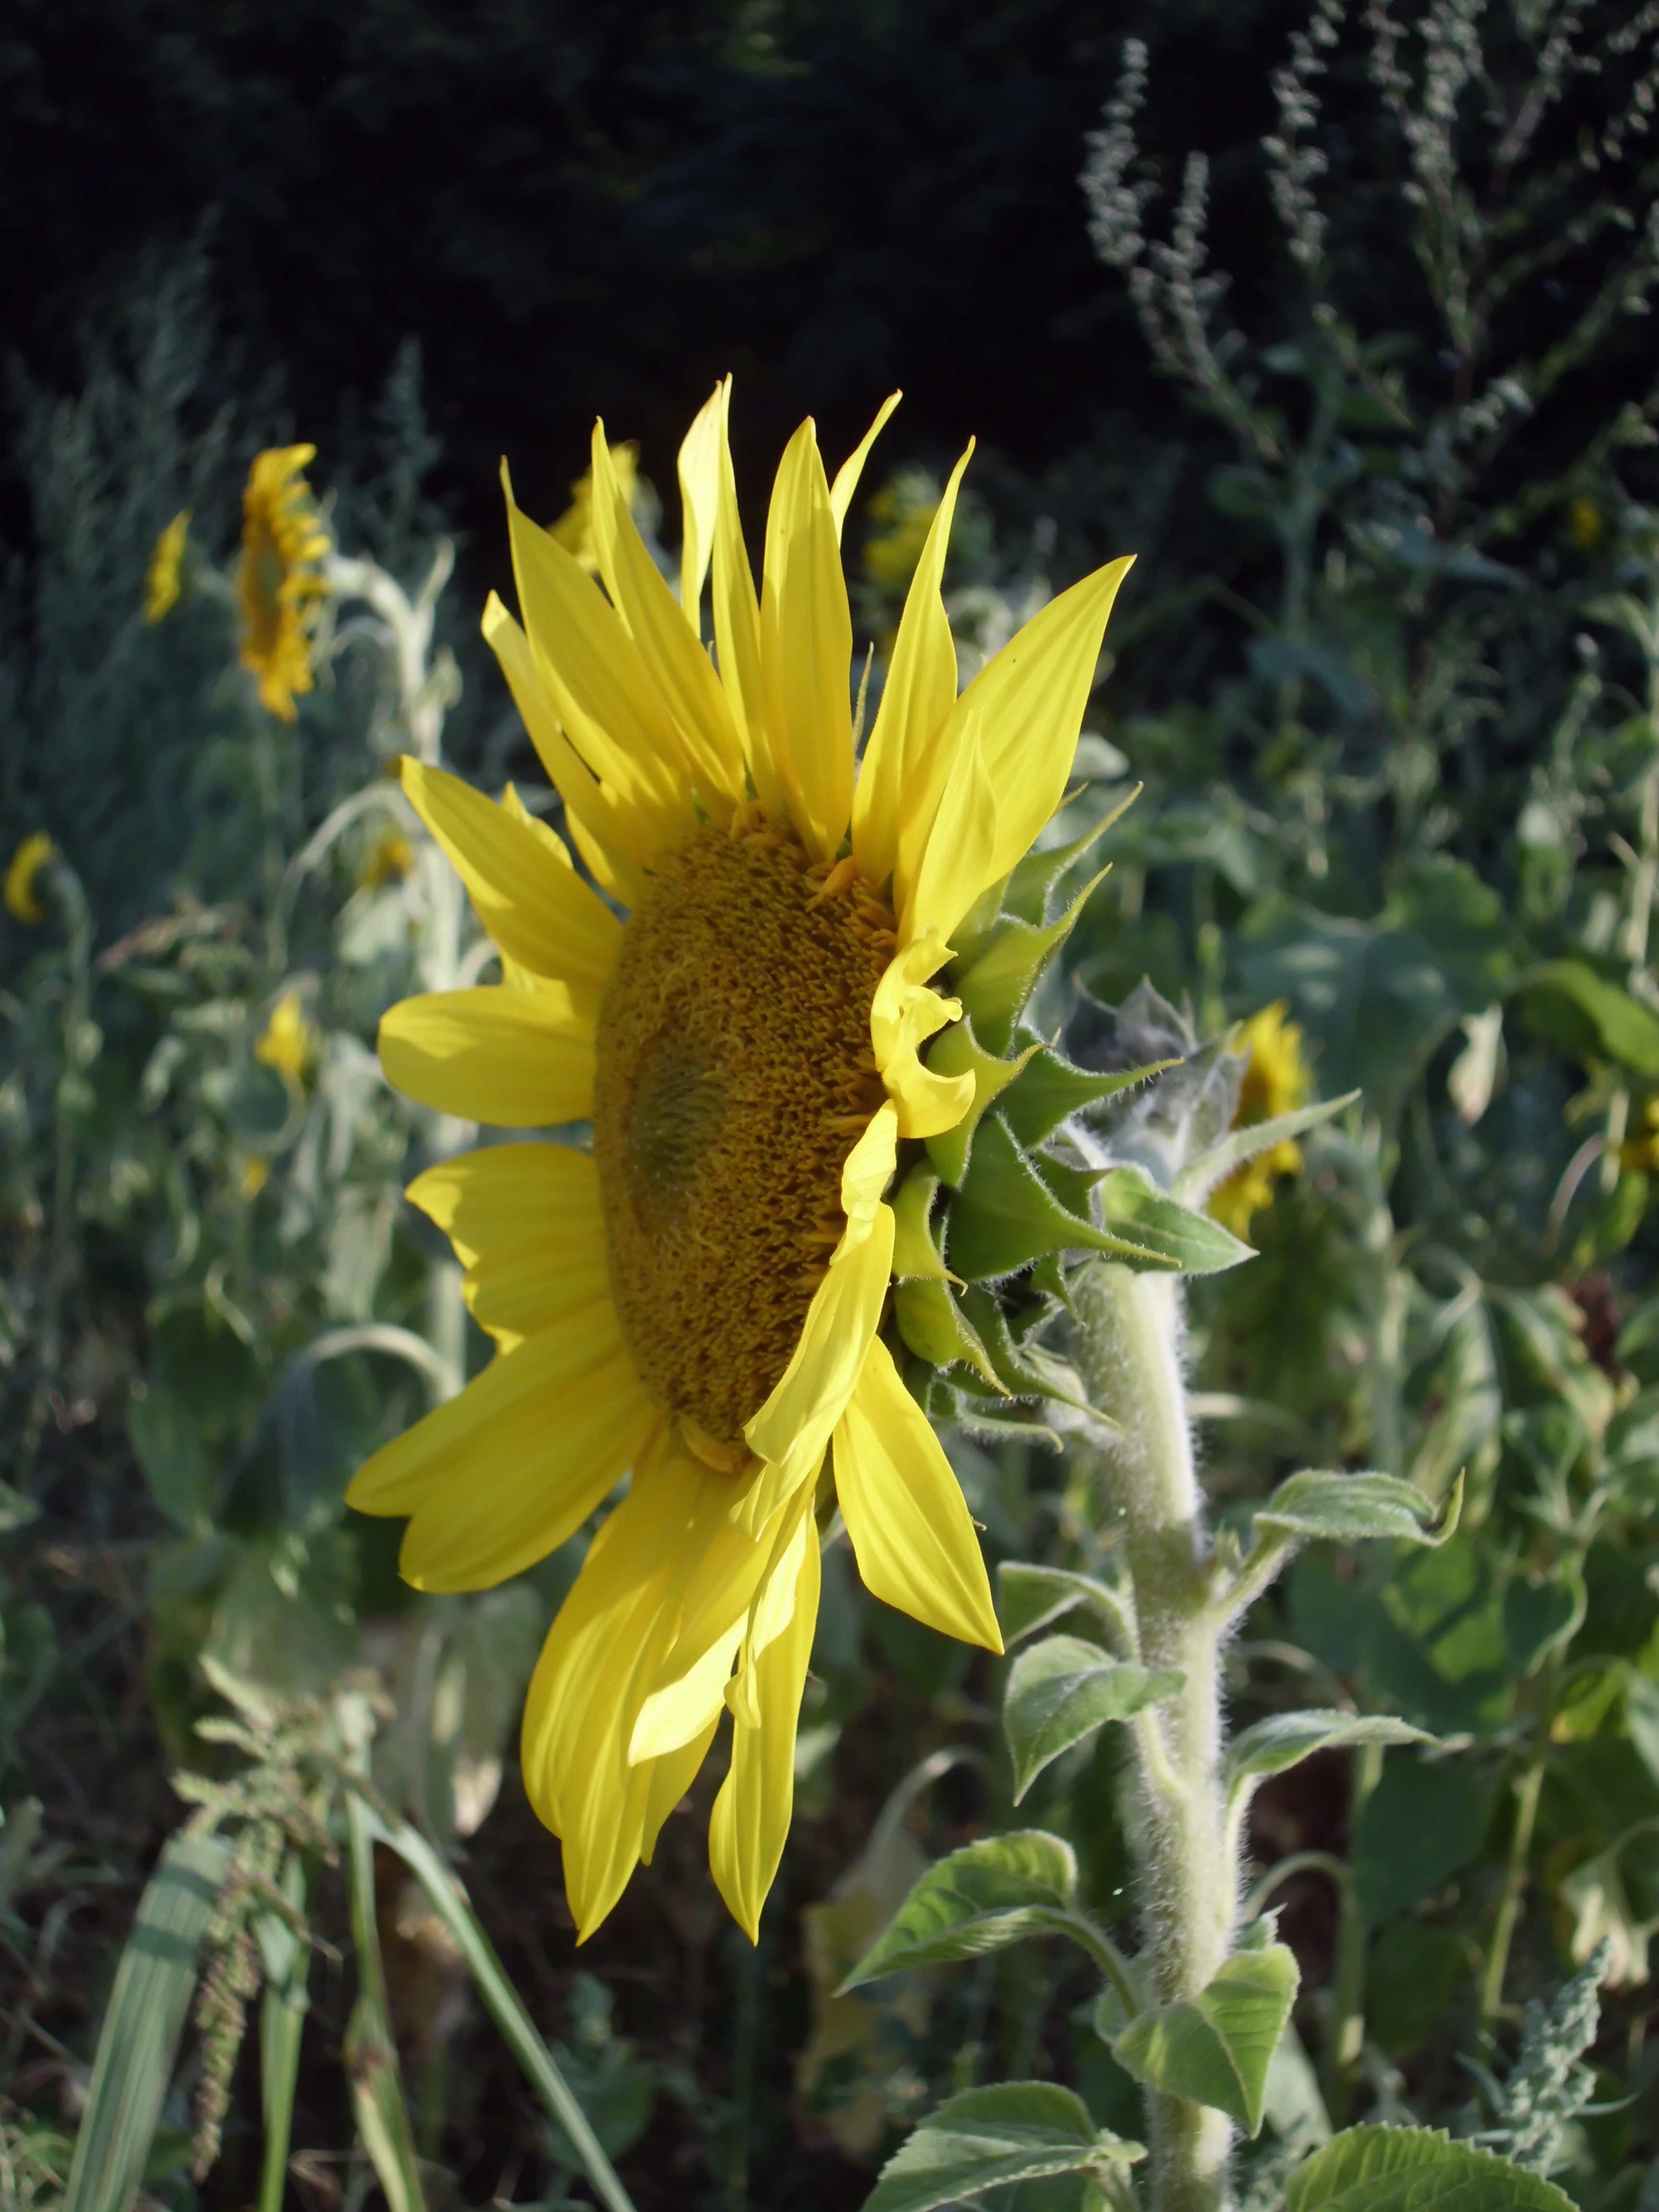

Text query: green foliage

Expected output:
[1286,2128,1577,2212]
[863,2083,1141,2212]
[1112,1945,1301,2138]
[1003,1636,1183,1803]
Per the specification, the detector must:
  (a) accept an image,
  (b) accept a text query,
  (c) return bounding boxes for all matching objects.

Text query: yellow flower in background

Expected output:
[254,989,317,1086]
[348,380,1133,1940]
[4,833,57,926]
[236,445,332,720]
[551,440,639,574]
[1621,1094,1659,1173]
[237,1154,271,1200]
[863,476,941,592]
[358,832,416,890]
[1569,494,1605,553]
[1210,1001,1311,1238]
[144,510,191,623]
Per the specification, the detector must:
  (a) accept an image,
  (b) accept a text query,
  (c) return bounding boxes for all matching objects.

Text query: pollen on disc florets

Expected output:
[592,804,897,1472]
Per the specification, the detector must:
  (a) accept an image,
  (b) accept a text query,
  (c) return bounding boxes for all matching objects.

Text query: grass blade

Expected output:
[344,1793,427,2212]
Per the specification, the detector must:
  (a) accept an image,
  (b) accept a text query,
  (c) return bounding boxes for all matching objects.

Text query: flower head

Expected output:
[1621,1094,1659,1173]
[254,989,317,1086]
[236,446,331,720]
[144,510,192,624]
[552,441,639,575]
[1569,494,1605,553]
[348,385,1133,1939]
[358,833,416,890]
[4,833,57,926]
[1210,1001,1310,1237]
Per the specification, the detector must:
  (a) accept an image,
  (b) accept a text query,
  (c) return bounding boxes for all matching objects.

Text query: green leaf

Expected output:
[1254,1469,1463,1549]
[953,865,1111,1055]
[64,1831,234,2212]
[866,2082,1141,2212]
[1286,2126,1577,2212]
[892,1279,1005,1391]
[891,1165,950,1281]
[1113,1945,1300,2137]
[1520,959,1659,1078]
[1005,1635,1184,1803]
[996,1562,1132,1651]
[1001,1047,1174,1150]
[947,1115,1171,1281]
[1350,1757,1493,1923]
[838,1831,1081,1991]
[1096,1165,1256,1274]
[1225,1712,1431,1804]
[1173,1092,1359,1205]
[924,1020,1037,1188]
[126,1384,217,1536]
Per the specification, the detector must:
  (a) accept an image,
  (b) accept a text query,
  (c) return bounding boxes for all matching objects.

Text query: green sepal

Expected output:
[1001,1046,1177,1151]
[946,1115,1173,1282]
[1171,1090,1359,1206]
[893,1279,1006,1393]
[1031,1146,1110,1218]
[959,1285,1093,1413]
[925,1019,1038,1188]
[943,871,1015,972]
[1095,1165,1256,1275]
[892,1164,950,1281]
[951,864,1112,1056]
[1002,786,1138,926]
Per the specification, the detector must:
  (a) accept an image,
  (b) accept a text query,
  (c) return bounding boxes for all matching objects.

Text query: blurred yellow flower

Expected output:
[254,989,317,1086]
[348,383,1132,1941]
[1620,1094,1659,1173]
[237,1154,271,1199]
[863,480,940,591]
[551,441,638,574]
[144,510,191,623]
[1569,494,1605,553]
[358,832,416,889]
[4,832,57,926]
[1211,1001,1311,1237]
[236,445,332,720]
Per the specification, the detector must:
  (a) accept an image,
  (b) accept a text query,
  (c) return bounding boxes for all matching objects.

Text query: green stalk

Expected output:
[1073,1262,1233,2212]
[1322,1739,1382,2123]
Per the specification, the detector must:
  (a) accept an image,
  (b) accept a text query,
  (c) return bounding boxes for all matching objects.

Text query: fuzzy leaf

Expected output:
[866,2082,1140,2212]
[1001,1047,1174,1150]
[1097,1165,1256,1275]
[1005,1635,1183,1803]
[996,1562,1133,1651]
[892,1278,1004,1391]
[1226,1712,1431,1806]
[1113,1945,1300,2137]
[1254,1469,1463,1550]
[839,1832,1080,1991]
[925,1021,1036,1188]
[1286,2126,1577,2212]
[947,1115,1172,1280]
[1173,1091,1359,1204]
[952,866,1110,1055]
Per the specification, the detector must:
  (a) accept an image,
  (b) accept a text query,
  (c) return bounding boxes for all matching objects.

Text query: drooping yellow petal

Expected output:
[406,1141,599,1267]
[677,385,724,625]
[346,1305,659,1591]
[503,466,699,856]
[482,592,645,902]
[379,987,595,1127]
[589,422,744,802]
[399,758,622,1001]
[833,1102,898,1261]
[728,1487,815,1725]
[834,1336,1002,1653]
[761,420,854,862]
[904,704,1003,948]
[742,1199,896,1513]
[709,1510,820,1941]
[901,555,1135,928]
[852,442,972,894]
[828,392,902,541]
[710,380,778,809]
[871,938,974,1140]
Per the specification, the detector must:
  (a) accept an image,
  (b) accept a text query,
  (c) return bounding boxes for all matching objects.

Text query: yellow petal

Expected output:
[677,385,724,625]
[904,555,1135,924]
[630,1620,746,1761]
[589,422,744,801]
[503,467,699,855]
[871,939,974,1140]
[744,1198,896,1482]
[709,1510,820,1941]
[464,1229,612,1347]
[832,1102,898,1262]
[852,441,972,895]
[904,704,1002,947]
[833,1334,1002,1652]
[399,758,622,1000]
[711,380,778,810]
[761,420,854,861]
[482,592,645,902]
[641,1719,718,1864]
[405,1141,599,1267]
[828,392,902,541]
[346,1305,659,1590]
[379,987,595,1126]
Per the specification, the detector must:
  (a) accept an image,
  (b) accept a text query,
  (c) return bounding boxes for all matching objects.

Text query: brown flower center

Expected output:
[592,806,895,1470]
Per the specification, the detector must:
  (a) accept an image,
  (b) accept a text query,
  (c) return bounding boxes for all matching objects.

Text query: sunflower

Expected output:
[1210,1001,1311,1237]
[236,446,331,720]
[254,989,317,1087]
[347,383,1132,1939]
[4,833,57,926]
[144,510,191,624]
[552,440,640,574]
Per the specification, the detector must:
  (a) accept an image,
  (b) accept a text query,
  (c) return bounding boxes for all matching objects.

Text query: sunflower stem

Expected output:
[1072,1262,1235,2212]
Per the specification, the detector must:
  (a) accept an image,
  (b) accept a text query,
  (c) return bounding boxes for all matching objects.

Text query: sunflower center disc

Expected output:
[592,808,896,1471]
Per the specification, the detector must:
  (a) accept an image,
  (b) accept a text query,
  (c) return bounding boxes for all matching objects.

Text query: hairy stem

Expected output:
[1073,1262,1234,2212]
